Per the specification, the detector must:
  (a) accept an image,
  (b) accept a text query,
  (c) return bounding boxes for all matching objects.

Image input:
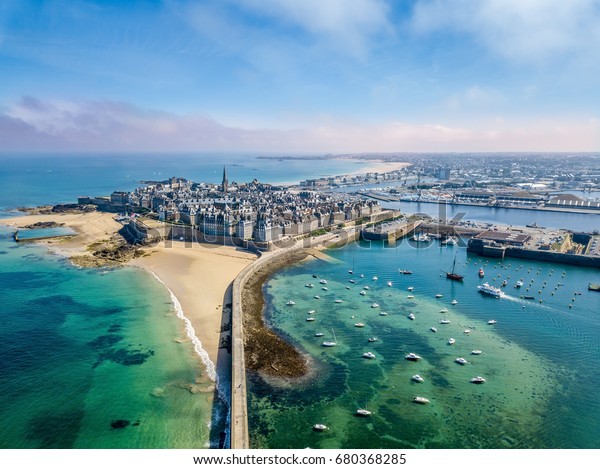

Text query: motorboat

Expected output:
[313,424,328,431]
[322,341,337,347]
[439,319,450,324]
[387,281,393,287]
[430,326,437,332]
[286,301,295,305]
[379,311,388,316]
[314,295,320,299]
[501,280,508,287]
[407,286,414,291]
[334,299,343,303]
[349,279,356,284]
[515,280,524,288]
[360,290,367,296]
[448,338,456,345]
[399,269,413,274]
[439,308,448,313]
[435,294,443,298]
[464,329,471,334]
[306,317,315,322]
[451,299,458,305]
[478,283,505,298]
[372,276,378,281]
[348,270,353,274]
[455,357,468,365]
[319,279,328,285]
[488,320,497,325]
[478,268,485,278]
[315,332,324,337]
[413,396,430,404]
[364,286,370,290]
[355,323,365,328]
[471,350,482,355]
[407,295,414,299]
[362,352,376,359]
[368,337,379,342]
[346,286,351,290]
[412,233,430,242]
[412,374,424,383]
[405,353,422,361]
[355,409,372,416]
[371,303,380,308]
[307,310,315,314]
[408,313,415,320]
[470,376,486,384]
[322,287,328,291]
[305,283,314,288]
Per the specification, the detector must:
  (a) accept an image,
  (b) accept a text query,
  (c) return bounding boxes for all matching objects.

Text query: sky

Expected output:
[0,0,599,153]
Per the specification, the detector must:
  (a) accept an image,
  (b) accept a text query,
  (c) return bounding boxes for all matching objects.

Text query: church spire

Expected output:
[222,166,228,193]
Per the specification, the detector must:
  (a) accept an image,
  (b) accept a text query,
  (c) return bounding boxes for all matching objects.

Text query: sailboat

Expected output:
[445,255,464,281]
[322,328,338,347]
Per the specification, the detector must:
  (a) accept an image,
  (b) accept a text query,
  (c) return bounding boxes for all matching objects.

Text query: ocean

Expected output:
[248,240,600,448]
[1,153,599,449]
[0,152,369,449]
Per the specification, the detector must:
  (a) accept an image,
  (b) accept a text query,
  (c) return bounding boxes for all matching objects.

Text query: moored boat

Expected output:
[313,423,328,431]
[362,352,376,359]
[455,357,468,365]
[355,409,372,416]
[470,376,486,384]
[413,396,430,404]
[478,283,505,298]
[412,374,424,383]
[405,352,422,361]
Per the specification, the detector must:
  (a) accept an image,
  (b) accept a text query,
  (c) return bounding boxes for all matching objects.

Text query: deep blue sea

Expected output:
[1,153,599,449]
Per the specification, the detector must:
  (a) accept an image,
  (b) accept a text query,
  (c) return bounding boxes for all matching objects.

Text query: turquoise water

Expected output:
[0,227,221,448]
[248,240,600,448]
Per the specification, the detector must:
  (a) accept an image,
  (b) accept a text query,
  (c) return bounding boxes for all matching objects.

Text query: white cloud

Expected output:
[2,96,599,153]
[411,0,600,65]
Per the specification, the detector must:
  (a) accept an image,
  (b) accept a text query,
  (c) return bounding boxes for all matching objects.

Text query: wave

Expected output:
[147,271,232,447]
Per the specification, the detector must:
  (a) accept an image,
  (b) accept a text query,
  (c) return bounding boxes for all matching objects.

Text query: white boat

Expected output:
[412,233,430,242]
[470,376,486,384]
[355,409,372,416]
[355,323,365,328]
[314,295,320,299]
[319,279,328,285]
[407,295,414,299]
[371,303,380,308]
[488,319,497,325]
[408,313,416,320]
[286,301,295,306]
[455,357,468,365]
[362,352,376,359]
[387,281,393,287]
[305,283,314,288]
[322,341,337,347]
[322,287,328,291]
[360,274,365,278]
[372,276,378,281]
[439,319,450,324]
[445,236,457,245]
[478,283,505,298]
[346,286,351,290]
[315,332,324,337]
[430,326,437,332]
[405,353,422,361]
[308,310,315,314]
[379,311,388,316]
[349,279,356,284]
[348,270,353,274]
[368,337,379,342]
[412,374,424,383]
[306,317,315,322]
[471,350,482,355]
[515,280,524,288]
[448,338,456,345]
[413,396,430,404]
[464,329,471,334]
[439,308,448,313]
[364,286,370,290]
[451,299,458,305]
[313,424,328,431]
[435,294,443,298]
[334,299,343,303]
[407,286,414,291]
[360,290,367,296]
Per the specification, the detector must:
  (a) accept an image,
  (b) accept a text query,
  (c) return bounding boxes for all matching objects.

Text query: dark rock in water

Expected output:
[108,324,122,333]
[0,250,8,255]
[132,420,141,426]
[94,346,155,368]
[88,334,123,350]
[111,419,130,430]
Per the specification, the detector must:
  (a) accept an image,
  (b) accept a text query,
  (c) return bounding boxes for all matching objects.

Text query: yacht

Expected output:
[322,341,337,347]
[314,295,320,299]
[464,329,471,334]
[334,299,343,303]
[439,308,448,313]
[387,281,393,287]
[412,374,424,383]
[405,353,422,361]
[314,332,324,337]
[399,269,413,275]
[407,295,414,299]
[412,233,430,242]
[322,287,328,291]
[355,323,365,328]
[372,276,378,281]
[348,269,353,275]
[307,310,315,314]
[349,279,356,284]
[360,290,367,296]
[305,283,314,288]
[368,337,379,342]
[362,352,376,359]
[371,303,380,308]
[471,350,483,355]
[430,326,437,332]
[346,286,351,290]
[488,319,497,325]
[319,279,328,285]
[407,286,414,291]
[448,338,456,345]
[408,313,416,320]
[306,317,315,322]
[313,424,328,431]
[451,299,458,305]
[364,286,370,290]
[478,283,505,298]
[439,319,450,324]
[286,300,295,306]
[470,376,486,384]
[413,396,430,404]
[355,409,372,417]
[379,311,388,316]
[455,357,468,365]
[435,294,443,298]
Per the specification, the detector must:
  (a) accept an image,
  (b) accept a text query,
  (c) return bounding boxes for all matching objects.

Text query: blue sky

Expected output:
[1,0,599,152]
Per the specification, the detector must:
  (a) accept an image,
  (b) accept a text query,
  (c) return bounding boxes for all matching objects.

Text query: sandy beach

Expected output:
[1,211,257,383]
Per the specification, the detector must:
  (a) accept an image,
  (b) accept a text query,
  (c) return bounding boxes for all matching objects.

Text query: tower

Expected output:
[222,166,228,193]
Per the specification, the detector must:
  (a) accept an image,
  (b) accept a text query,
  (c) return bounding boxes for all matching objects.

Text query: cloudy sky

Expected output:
[1,0,599,152]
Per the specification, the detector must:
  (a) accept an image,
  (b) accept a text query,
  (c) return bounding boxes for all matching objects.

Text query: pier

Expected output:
[361,219,422,242]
